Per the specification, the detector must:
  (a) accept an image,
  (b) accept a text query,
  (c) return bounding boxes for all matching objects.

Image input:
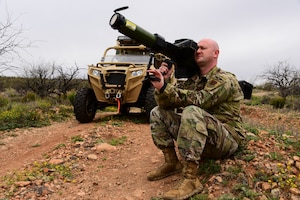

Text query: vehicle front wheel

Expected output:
[74,88,98,123]
[144,86,157,117]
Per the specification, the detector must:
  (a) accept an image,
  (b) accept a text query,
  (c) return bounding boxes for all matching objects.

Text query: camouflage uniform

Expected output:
[150,66,245,164]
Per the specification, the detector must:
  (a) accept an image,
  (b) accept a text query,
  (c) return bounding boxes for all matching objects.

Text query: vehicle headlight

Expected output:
[92,69,101,77]
[131,69,143,77]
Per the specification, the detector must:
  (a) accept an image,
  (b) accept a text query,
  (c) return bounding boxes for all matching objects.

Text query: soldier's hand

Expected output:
[147,69,164,90]
[159,61,173,79]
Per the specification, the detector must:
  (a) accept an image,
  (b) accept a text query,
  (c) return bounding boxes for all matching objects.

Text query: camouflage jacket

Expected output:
[154,66,245,137]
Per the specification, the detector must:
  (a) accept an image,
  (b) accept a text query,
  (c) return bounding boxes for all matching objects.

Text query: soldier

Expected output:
[147,38,245,200]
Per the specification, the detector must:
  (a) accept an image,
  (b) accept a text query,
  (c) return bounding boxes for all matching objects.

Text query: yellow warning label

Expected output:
[125,20,136,31]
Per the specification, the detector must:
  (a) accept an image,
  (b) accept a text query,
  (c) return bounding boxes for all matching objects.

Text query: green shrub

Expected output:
[4,88,18,98]
[292,98,300,111]
[261,95,271,104]
[36,99,52,111]
[198,159,221,175]
[0,96,9,107]
[21,92,37,102]
[270,97,285,109]
[48,104,73,121]
[0,103,47,130]
[0,99,73,131]
[247,95,262,106]
[67,91,76,105]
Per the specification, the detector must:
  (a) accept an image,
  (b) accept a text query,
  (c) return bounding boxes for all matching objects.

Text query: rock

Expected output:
[96,143,117,152]
[14,181,31,187]
[270,188,281,198]
[34,180,43,186]
[261,182,271,191]
[77,191,86,196]
[293,156,300,161]
[290,187,300,195]
[87,154,98,160]
[291,194,300,200]
[49,158,64,165]
[287,159,295,166]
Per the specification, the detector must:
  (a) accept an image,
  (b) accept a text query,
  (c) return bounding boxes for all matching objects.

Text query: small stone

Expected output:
[34,179,43,186]
[261,182,271,191]
[87,154,98,160]
[293,156,300,161]
[96,143,117,152]
[290,194,300,200]
[290,187,300,195]
[77,191,86,196]
[287,159,295,166]
[270,188,281,198]
[49,158,64,165]
[14,181,31,187]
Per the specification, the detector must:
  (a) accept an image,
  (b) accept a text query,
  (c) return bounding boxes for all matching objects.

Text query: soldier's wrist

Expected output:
[159,82,167,93]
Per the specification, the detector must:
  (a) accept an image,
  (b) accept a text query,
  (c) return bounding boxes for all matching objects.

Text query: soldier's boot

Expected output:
[147,148,183,181]
[162,161,203,200]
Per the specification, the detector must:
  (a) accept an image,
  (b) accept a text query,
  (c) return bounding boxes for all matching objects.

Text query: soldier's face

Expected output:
[194,40,219,65]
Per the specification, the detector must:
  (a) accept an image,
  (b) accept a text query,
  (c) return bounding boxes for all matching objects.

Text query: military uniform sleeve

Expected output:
[154,73,236,110]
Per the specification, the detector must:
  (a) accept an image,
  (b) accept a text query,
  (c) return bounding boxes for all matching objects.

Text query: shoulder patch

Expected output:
[208,80,218,85]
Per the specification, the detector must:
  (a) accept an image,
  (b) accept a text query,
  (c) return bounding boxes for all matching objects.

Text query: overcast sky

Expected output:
[1,0,300,84]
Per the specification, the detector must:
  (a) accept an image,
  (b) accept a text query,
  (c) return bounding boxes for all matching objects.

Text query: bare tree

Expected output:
[24,61,57,98]
[55,64,82,97]
[261,60,300,98]
[23,61,83,98]
[0,8,31,74]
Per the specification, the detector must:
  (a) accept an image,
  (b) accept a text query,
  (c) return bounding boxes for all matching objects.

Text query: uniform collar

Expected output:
[191,66,219,81]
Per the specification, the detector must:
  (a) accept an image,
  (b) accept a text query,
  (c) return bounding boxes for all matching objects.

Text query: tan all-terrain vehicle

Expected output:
[74,36,172,123]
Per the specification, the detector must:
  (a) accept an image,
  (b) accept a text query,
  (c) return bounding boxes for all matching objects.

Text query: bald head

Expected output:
[199,38,219,52]
[194,38,220,74]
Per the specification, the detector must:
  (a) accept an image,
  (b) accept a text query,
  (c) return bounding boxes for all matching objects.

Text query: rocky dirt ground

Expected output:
[0,105,299,200]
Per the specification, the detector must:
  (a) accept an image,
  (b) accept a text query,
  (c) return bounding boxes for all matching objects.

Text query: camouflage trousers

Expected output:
[150,105,238,164]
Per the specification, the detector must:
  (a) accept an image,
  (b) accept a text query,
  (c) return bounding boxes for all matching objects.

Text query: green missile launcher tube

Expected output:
[109,10,199,78]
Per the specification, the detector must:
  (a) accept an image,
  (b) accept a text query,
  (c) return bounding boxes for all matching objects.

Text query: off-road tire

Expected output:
[144,86,157,117]
[74,88,98,123]
[120,104,130,115]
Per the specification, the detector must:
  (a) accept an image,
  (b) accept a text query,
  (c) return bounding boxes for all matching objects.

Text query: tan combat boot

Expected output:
[162,161,203,200]
[147,147,183,181]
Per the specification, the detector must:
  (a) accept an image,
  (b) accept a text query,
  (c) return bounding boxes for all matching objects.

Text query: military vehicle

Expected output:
[73,36,170,123]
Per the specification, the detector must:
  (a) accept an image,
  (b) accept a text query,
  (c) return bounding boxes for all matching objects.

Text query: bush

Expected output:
[36,99,52,111]
[292,98,300,111]
[0,96,9,107]
[21,92,37,102]
[248,95,262,106]
[0,103,46,130]
[270,97,285,109]
[67,91,76,105]
[261,95,271,104]
[0,99,73,131]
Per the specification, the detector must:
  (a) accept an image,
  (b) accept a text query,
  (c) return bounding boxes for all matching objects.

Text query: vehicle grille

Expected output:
[106,73,126,85]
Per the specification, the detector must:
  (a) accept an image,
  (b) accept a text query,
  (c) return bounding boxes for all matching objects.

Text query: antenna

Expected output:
[114,6,129,13]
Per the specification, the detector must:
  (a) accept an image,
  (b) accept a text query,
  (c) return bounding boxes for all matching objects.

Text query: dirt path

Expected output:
[0,112,179,199]
[0,117,94,177]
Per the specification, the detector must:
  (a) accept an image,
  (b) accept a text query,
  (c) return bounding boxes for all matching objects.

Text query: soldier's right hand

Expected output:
[159,61,173,79]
